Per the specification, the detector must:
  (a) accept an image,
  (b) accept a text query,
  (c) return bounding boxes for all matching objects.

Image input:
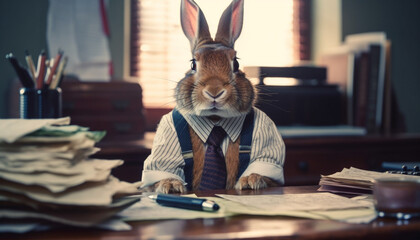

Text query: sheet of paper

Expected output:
[323,167,392,182]
[0,118,70,143]
[0,158,121,175]
[0,197,139,227]
[0,176,138,206]
[216,192,373,212]
[0,160,122,193]
[319,167,420,193]
[206,196,326,220]
[311,208,376,223]
[307,195,376,223]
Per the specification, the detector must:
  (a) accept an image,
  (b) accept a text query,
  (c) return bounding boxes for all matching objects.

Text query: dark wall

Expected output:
[0,0,125,118]
[342,0,420,133]
[0,0,49,118]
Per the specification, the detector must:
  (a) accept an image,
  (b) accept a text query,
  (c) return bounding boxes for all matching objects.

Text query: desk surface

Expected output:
[6,186,420,240]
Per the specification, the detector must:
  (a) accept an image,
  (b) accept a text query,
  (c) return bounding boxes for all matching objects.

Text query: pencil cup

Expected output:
[38,88,62,118]
[19,88,39,119]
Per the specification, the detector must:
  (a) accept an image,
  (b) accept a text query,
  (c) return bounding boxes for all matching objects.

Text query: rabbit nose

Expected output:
[204,90,226,100]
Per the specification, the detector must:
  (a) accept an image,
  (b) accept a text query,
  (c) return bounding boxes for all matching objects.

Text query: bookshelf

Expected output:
[319,32,400,135]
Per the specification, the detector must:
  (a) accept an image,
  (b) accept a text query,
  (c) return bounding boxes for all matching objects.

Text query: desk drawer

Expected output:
[62,93,143,115]
[69,115,145,141]
[61,81,146,141]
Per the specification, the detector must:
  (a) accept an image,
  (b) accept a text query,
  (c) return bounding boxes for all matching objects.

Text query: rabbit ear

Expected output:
[215,0,244,48]
[181,0,212,53]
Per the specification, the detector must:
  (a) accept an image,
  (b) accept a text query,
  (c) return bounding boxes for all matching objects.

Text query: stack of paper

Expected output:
[319,167,420,195]
[0,118,140,233]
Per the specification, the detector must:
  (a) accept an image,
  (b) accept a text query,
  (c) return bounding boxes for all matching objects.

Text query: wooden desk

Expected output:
[6,186,420,240]
[94,133,420,185]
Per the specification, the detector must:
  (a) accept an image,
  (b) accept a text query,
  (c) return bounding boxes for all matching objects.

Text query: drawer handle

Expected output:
[112,100,129,111]
[62,101,75,110]
[298,161,308,172]
[114,123,132,133]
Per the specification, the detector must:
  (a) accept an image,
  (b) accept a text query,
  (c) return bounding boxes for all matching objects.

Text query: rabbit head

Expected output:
[176,0,256,119]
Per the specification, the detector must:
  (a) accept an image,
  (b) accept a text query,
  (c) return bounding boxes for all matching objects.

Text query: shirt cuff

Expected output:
[237,161,284,185]
[141,170,186,187]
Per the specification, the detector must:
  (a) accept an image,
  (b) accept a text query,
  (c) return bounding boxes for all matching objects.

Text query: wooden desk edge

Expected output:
[5,185,420,240]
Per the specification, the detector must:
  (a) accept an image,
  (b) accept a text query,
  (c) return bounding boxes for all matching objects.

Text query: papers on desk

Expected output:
[0,118,140,233]
[216,192,372,212]
[215,193,376,223]
[318,167,420,195]
[118,192,375,224]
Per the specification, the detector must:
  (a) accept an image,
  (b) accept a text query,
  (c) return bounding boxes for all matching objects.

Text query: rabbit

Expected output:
[143,0,284,194]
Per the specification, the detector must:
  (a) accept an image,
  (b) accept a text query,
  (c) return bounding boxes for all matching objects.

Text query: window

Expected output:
[131,0,310,108]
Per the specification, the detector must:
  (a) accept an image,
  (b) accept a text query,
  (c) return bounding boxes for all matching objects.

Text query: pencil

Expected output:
[45,50,63,87]
[49,56,67,89]
[36,50,47,90]
[24,50,37,84]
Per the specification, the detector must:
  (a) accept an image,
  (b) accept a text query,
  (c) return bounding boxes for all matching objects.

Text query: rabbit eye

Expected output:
[233,57,239,73]
[190,59,197,71]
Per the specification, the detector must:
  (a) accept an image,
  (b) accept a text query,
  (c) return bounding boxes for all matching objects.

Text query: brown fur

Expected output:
[175,47,256,116]
[144,0,279,193]
[236,173,280,190]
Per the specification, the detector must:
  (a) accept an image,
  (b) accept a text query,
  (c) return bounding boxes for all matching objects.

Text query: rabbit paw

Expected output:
[235,173,277,190]
[153,178,187,194]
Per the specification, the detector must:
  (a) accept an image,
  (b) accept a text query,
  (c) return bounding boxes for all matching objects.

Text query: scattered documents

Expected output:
[318,167,420,195]
[0,118,140,233]
[0,117,70,143]
[118,192,376,224]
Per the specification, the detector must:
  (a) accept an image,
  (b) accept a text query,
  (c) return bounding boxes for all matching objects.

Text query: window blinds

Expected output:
[131,0,300,108]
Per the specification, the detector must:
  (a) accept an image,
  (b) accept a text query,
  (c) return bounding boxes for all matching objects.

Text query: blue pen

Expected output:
[148,194,220,212]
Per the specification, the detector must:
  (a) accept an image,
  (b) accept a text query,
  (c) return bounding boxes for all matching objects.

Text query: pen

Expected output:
[148,194,220,212]
[5,53,35,88]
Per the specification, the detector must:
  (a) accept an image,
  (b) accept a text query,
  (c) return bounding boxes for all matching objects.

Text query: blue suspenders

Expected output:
[172,109,254,190]
[172,109,194,190]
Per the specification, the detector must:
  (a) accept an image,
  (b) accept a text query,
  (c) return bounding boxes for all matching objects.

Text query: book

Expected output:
[382,41,392,134]
[345,32,387,134]
[365,44,382,133]
[318,32,390,133]
[319,48,355,125]
[353,51,370,127]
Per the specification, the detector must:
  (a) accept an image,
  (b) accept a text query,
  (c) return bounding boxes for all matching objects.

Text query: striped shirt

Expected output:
[141,107,285,187]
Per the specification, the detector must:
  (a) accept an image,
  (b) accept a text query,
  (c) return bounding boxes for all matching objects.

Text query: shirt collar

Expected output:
[180,112,246,143]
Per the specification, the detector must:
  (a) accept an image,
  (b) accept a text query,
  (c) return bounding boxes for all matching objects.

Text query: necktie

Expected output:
[199,126,227,190]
